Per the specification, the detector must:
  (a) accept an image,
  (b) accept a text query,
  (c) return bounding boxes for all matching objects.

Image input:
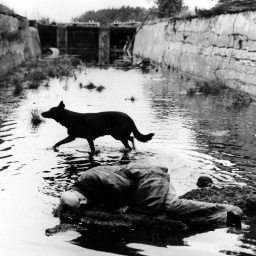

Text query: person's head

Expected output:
[60,190,87,210]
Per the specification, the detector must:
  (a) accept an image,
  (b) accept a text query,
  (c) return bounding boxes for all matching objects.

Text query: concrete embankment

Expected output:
[0,12,41,75]
[133,12,256,96]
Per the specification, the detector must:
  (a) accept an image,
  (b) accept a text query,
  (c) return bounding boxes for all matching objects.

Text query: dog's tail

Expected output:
[132,122,154,142]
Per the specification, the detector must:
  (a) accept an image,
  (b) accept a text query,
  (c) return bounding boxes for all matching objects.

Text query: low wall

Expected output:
[133,12,256,95]
[0,13,41,76]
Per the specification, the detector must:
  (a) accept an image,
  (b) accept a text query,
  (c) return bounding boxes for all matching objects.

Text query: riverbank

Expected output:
[133,10,256,96]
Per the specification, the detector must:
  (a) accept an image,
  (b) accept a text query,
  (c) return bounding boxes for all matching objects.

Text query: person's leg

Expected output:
[163,181,242,226]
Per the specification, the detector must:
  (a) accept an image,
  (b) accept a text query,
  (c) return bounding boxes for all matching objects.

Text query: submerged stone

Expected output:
[197,176,213,188]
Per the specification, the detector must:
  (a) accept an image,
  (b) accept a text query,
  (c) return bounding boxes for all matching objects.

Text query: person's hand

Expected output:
[227,206,243,226]
[118,205,129,214]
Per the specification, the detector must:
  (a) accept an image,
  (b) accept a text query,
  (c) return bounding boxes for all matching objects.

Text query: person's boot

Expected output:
[227,208,242,227]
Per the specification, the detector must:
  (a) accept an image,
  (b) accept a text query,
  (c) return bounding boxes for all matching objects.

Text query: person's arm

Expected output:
[100,173,133,210]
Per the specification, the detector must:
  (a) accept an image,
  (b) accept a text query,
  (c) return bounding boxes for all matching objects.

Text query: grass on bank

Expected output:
[187,79,227,96]
[0,56,82,94]
[187,78,253,109]
[173,0,256,20]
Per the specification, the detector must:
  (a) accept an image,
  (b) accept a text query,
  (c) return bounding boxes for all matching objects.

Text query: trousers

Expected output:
[163,181,236,225]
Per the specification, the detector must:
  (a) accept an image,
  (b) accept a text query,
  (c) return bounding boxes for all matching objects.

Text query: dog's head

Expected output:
[41,101,65,121]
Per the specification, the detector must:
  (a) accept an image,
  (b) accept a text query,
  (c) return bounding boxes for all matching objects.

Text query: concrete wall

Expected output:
[133,12,256,95]
[99,27,110,65]
[0,13,41,75]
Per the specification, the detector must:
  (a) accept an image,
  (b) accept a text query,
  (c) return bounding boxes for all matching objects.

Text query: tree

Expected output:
[76,6,157,25]
[147,0,185,18]
[159,0,182,17]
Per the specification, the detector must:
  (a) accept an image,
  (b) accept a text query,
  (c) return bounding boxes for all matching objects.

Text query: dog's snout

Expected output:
[41,112,47,118]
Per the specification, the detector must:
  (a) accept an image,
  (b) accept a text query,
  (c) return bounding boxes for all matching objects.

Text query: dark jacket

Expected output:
[74,164,170,213]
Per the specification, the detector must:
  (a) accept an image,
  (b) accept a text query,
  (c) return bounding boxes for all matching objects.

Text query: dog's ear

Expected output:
[58,101,65,110]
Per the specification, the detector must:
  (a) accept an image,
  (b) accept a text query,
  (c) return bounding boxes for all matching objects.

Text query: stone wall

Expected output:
[0,13,41,75]
[133,12,256,95]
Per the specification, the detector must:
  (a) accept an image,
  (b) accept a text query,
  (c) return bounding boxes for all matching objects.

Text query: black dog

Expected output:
[41,101,154,153]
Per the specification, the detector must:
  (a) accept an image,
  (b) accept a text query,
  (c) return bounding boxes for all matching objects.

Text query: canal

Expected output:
[0,67,255,255]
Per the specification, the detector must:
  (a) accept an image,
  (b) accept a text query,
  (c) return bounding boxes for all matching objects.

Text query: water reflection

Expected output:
[70,227,189,256]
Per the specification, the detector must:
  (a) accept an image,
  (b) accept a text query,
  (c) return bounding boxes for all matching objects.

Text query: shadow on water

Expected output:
[71,228,187,256]
[0,67,256,256]
[68,224,225,256]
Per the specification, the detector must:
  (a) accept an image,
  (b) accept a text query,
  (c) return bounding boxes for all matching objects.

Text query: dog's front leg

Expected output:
[53,136,75,151]
[87,138,95,153]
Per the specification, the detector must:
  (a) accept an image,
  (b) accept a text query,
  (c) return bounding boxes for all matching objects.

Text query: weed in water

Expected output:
[63,84,69,91]
[12,76,22,86]
[27,69,47,83]
[125,96,136,102]
[186,87,197,97]
[28,81,40,89]
[13,83,23,96]
[198,82,211,95]
[30,109,43,127]
[58,66,71,77]
[85,82,97,90]
[232,91,252,108]
[44,81,50,88]
[190,79,228,96]
[195,81,201,87]
[12,76,23,96]
[208,80,227,95]
[47,68,57,78]
[96,85,105,92]
[70,57,81,67]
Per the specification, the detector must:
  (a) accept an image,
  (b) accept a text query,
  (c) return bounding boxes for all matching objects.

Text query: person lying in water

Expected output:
[60,164,242,227]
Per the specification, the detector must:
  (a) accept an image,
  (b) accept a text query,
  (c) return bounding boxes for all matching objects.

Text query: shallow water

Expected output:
[0,67,256,256]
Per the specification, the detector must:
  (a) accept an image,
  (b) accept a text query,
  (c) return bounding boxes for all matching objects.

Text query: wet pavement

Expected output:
[0,67,255,256]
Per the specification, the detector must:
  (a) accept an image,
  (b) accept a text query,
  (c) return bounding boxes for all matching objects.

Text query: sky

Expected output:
[2,0,218,22]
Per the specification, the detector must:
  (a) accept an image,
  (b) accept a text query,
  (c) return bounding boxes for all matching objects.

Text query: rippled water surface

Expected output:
[0,67,256,256]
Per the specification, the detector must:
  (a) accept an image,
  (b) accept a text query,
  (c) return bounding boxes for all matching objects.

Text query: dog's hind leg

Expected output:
[87,138,96,153]
[128,136,135,149]
[121,139,132,151]
[53,136,75,151]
